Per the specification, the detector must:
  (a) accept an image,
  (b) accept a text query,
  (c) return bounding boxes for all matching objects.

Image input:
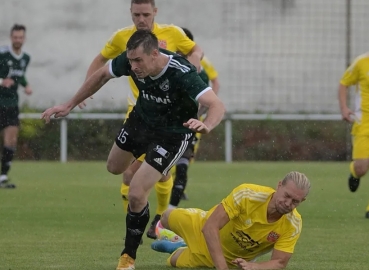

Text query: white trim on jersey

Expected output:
[162,133,192,175]
[108,60,118,78]
[169,58,191,73]
[150,54,173,80]
[195,87,212,100]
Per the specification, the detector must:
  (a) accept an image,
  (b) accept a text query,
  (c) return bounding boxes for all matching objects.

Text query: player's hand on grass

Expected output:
[78,96,94,109]
[41,104,72,124]
[232,258,252,270]
[183,118,209,134]
[341,107,355,123]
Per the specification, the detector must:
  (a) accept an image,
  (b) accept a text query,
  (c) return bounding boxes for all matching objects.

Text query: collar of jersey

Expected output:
[150,54,172,80]
[8,45,24,60]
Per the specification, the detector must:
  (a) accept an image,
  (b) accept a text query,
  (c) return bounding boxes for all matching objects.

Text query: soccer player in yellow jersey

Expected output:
[169,27,220,207]
[80,0,204,237]
[152,171,310,269]
[339,52,369,218]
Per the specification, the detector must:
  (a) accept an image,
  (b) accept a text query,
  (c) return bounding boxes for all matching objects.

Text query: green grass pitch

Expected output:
[0,161,368,270]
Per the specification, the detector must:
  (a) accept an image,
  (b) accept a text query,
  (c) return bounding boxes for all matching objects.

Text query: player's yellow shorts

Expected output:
[125,105,145,162]
[352,135,369,159]
[167,208,214,268]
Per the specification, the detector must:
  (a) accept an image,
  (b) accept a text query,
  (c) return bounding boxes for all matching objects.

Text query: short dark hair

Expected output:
[131,0,155,6]
[127,29,159,55]
[181,27,194,41]
[11,24,26,35]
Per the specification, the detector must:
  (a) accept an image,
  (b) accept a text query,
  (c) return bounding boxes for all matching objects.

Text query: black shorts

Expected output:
[115,109,194,175]
[0,106,19,130]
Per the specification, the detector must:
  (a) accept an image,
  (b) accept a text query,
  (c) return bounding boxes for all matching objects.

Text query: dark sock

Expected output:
[1,146,15,175]
[122,203,150,259]
[170,163,188,206]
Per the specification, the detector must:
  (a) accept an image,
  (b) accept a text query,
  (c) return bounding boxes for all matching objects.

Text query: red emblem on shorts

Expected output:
[267,231,280,242]
[158,40,167,49]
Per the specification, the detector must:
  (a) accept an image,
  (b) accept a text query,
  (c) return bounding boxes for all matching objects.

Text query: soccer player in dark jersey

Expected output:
[0,24,32,188]
[41,30,225,270]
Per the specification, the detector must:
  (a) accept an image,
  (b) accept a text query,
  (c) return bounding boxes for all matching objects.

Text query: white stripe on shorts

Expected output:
[162,133,192,175]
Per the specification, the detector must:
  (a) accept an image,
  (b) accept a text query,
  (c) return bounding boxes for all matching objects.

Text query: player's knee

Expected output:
[161,209,173,229]
[127,190,145,208]
[106,160,123,175]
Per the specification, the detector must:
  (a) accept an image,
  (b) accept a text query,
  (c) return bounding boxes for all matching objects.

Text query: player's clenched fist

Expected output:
[183,118,209,134]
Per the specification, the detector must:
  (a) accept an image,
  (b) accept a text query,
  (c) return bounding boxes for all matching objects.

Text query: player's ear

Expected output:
[153,7,158,16]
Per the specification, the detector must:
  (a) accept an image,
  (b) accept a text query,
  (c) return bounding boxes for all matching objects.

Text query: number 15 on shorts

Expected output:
[118,128,129,144]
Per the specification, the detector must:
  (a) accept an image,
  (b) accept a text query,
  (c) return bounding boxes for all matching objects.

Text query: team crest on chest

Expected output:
[7,60,13,66]
[266,231,280,242]
[158,40,167,49]
[159,78,170,91]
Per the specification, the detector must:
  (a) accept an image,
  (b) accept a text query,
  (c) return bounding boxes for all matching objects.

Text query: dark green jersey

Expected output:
[0,45,31,107]
[199,68,209,86]
[110,49,211,133]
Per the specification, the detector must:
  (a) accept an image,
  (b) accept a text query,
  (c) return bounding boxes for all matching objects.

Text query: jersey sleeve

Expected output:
[172,26,196,56]
[273,216,302,253]
[180,70,212,100]
[101,29,127,59]
[201,57,218,80]
[340,58,361,86]
[220,185,248,220]
[108,51,131,78]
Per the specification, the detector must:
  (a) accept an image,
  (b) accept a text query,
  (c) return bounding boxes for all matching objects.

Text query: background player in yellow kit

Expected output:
[152,171,310,269]
[80,0,204,238]
[339,52,369,218]
[169,27,220,207]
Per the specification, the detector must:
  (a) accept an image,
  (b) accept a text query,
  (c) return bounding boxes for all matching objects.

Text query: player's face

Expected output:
[274,180,306,215]
[11,30,25,50]
[130,3,157,30]
[127,45,158,78]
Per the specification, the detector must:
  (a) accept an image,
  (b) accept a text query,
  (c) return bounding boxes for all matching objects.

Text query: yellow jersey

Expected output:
[205,184,302,262]
[101,23,196,106]
[340,53,369,135]
[200,56,218,81]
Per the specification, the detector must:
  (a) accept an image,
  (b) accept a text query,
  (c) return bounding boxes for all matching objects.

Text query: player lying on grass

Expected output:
[151,171,310,270]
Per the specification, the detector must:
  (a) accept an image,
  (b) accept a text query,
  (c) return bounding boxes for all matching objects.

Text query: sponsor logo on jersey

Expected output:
[141,90,171,104]
[8,69,24,77]
[159,78,169,91]
[158,40,167,49]
[267,231,280,242]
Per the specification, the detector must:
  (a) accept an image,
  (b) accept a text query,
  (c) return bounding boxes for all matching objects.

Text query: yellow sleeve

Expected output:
[221,185,247,220]
[172,25,196,56]
[340,58,361,86]
[201,57,218,80]
[100,29,129,59]
[274,215,302,253]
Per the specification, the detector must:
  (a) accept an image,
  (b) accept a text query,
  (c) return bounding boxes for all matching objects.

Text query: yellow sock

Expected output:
[155,175,174,216]
[350,161,359,178]
[120,183,130,213]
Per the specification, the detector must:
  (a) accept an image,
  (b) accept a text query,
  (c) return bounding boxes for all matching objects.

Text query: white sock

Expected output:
[0,174,8,183]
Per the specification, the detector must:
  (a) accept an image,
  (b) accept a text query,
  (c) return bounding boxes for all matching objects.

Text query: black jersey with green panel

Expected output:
[0,45,30,107]
[110,49,211,133]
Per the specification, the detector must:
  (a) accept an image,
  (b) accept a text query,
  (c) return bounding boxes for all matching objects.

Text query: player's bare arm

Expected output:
[338,83,354,122]
[184,90,225,133]
[202,204,231,270]
[232,249,291,270]
[78,53,110,108]
[211,77,220,95]
[186,44,203,73]
[41,65,113,123]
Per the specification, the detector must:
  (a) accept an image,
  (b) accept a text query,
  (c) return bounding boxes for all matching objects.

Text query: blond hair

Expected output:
[282,171,311,195]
